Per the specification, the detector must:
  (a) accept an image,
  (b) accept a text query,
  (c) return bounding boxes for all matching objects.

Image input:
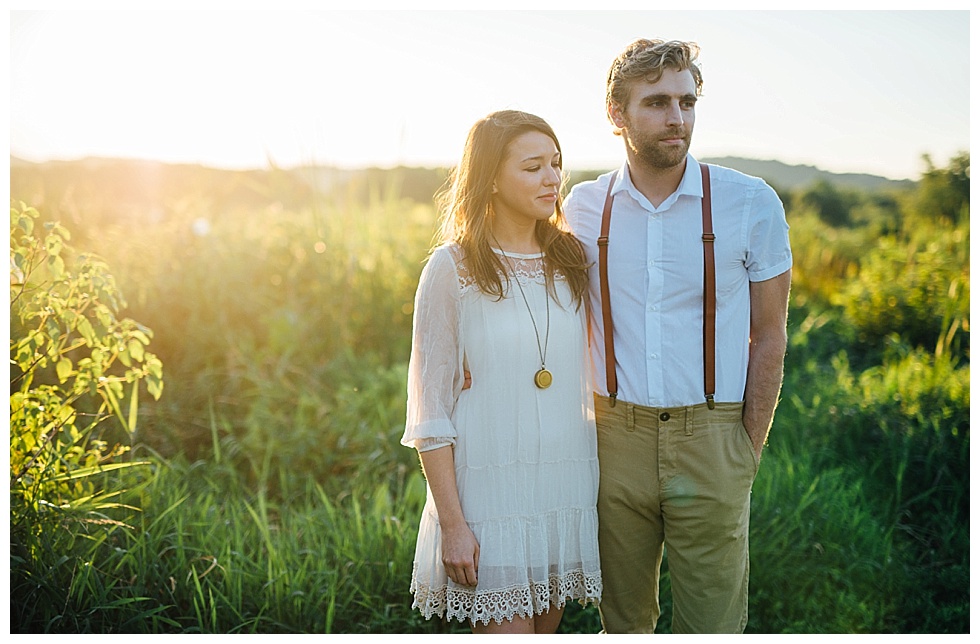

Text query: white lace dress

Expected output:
[401,243,602,626]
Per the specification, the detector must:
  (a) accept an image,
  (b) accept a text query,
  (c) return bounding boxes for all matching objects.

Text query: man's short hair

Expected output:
[606,39,703,113]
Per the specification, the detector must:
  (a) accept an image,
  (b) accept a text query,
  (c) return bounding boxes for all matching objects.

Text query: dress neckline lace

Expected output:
[491,247,545,260]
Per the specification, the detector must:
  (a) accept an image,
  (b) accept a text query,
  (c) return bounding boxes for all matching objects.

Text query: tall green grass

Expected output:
[10,456,452,633]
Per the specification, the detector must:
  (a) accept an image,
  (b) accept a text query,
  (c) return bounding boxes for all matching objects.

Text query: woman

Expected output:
[400,110,601,633]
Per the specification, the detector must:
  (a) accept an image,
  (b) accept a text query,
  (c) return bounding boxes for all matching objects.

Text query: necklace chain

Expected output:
[491,238,549,371]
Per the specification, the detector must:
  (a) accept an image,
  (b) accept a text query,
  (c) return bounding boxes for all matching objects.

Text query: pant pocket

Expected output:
[734,418,760,476]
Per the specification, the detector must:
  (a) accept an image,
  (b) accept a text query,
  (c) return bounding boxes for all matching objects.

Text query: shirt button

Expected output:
[660,412,670,421]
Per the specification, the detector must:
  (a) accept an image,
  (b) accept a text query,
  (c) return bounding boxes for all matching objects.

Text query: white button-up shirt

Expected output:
[564,155,792,408]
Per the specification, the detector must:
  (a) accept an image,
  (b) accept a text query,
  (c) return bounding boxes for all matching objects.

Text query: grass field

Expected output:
[9,155,970,633]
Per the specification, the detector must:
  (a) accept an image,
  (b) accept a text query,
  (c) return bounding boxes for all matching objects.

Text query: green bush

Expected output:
[837,225,969,356]
[9,203,163,576]
[910,152,969,226]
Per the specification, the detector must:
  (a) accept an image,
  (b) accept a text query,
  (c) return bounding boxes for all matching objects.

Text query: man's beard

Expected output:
[626,127,692,169]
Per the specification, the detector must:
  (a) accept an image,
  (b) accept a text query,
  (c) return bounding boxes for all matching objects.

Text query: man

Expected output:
[562,39,792,633]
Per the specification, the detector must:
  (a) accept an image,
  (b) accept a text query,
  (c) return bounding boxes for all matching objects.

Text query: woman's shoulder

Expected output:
[419,243,466,290]
[426,242,465,273]
[430,242,463,261]
[429,242,488,297]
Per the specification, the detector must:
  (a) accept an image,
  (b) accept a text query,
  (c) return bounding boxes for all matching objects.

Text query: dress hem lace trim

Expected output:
[409,568,602,626]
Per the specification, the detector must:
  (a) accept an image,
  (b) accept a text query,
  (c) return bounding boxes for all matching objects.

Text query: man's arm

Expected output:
[742,269,791,458]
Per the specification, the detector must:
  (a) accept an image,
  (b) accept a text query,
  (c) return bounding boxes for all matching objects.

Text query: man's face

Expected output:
[609,67,698,171]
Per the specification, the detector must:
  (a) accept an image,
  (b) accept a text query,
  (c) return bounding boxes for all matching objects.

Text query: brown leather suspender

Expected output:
[699,163,717,409]
[597,172,619,406]
[597,163,716,409]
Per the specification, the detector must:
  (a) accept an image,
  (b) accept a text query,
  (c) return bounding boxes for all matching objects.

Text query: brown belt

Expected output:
[597,163,716,409]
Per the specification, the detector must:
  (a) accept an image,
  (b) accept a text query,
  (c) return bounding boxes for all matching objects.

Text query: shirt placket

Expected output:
[646,211,665,406]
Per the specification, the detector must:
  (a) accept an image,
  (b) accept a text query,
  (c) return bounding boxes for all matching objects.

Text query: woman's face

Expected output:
[490,130,561,227]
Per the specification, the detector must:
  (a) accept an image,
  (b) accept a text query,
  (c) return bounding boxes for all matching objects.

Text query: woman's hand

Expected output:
[441,523,480,586]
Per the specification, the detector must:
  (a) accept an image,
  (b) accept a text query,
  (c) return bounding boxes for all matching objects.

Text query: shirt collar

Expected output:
[613,153,702,212]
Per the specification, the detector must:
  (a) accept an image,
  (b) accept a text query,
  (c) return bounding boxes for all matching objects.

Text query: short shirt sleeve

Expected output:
[745,182,793,282]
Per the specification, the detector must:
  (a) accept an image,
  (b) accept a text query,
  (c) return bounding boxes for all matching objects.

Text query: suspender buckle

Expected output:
[597,235,609,247]
[705,394,715,410]
[701,232,715,243]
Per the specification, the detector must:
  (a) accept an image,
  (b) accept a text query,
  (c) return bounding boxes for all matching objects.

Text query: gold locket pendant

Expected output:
[534,368,553,389]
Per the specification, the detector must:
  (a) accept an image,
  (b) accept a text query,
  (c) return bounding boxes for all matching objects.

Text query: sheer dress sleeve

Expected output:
[401,245,464,453]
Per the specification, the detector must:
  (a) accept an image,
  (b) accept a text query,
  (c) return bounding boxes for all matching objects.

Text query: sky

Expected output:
[8,7,972,181]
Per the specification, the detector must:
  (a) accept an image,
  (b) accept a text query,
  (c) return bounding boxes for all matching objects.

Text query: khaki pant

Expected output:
[593,394,759,633]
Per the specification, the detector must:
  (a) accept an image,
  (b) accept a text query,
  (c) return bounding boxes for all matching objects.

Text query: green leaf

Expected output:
[128,337,145,362]
[96,307,115,330]
[17,212,34,236]
[77,316,96,344]
[46,461,150,482]
[103,380,127,430]
[52,222,71,242]
[15,340,37,371]
[44,234,63,257]
[56,357,73,383]
[147,375,164,401]
[48,254,65,279]
[45,318,62,344]
[11,253,27,285]
[146,354,163,379]
[127,382,139,435]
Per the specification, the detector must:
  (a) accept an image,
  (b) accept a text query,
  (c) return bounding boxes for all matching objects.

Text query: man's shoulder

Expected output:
[566,170,617,207]
[704,161,772,190]
[703,162,783,210]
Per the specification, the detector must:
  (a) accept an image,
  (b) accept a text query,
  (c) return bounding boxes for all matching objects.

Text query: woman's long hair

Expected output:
[434,110,589,307]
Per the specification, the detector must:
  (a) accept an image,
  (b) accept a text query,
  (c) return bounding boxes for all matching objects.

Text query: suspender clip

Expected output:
[608,392,617,408]
[705,394,715,410]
